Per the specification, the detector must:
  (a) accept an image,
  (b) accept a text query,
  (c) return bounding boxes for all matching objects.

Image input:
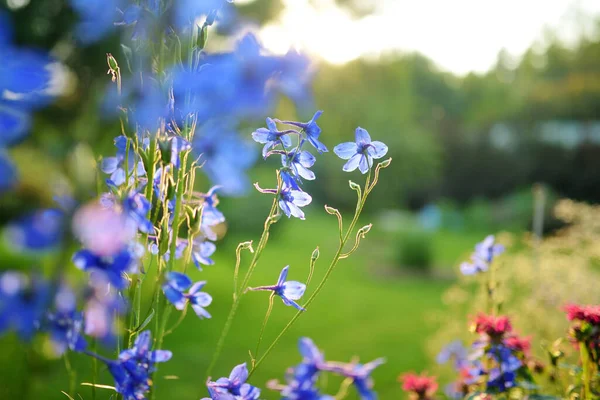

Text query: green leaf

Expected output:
[133,308,155,333]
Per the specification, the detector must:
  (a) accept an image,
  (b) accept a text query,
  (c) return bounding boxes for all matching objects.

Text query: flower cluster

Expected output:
[439,314,534,397]
[564,304,600,364]
[204,363,261,400]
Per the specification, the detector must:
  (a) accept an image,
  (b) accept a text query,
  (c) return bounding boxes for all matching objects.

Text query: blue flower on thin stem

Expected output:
[282,148,316,183]
[199,186,226,227]
[277,111,327,153]
[279,187,312,220]
[205,362,261,400]
[334,128,388,174]
[251,117,295,158]
[249,265,306,311]
[5,208,64,252]
[192,240,217,270]
[123,191,153,234]
[91,330,172,400]
[73,248,137,289]
[162,272,212,319]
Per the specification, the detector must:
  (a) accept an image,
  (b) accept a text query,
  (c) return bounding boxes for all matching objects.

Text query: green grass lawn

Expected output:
[2,211,464,399]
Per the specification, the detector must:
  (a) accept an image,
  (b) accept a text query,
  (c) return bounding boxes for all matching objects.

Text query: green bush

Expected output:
[396,228,434,273]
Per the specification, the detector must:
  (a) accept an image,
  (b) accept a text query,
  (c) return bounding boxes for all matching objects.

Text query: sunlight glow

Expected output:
[259,0,600,74]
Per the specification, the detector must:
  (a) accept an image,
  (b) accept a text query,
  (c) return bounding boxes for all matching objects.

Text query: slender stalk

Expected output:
[205,196,279,378]
[63,353,76,397]
[580,342,592,399]
[249,172,374,376]
[91,340,98,400]
[253,293,276,365]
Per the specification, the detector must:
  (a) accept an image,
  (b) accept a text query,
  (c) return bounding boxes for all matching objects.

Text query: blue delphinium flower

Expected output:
[99,330,172,400]
[277,111,327,153]
[0,271,50,340]
[486,345,521,392]
[280,338,333,400]
[192,240,217,270]
[334,128,388,174]
[101,136,146,187]
[279,187,312,220]
[73,248,138,289]
[251,117,294,158]
[282,148,316,185]
[162,272,212,319]
[5,208,64,252]
[44,286,87,355]
[249,266,306,311]
[199,186,226,226]
[460,235,504,276]
[204,363,261,400]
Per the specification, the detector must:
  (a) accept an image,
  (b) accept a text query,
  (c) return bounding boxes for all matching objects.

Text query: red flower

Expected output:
[400,372,438,399]
[505,334,532,355]
[471,313,512,338]
[564,304,600,325]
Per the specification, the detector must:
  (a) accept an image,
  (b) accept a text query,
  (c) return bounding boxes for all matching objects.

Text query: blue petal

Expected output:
[358,155,371,174]
[368,141,388,159]
[297,151,316,167]
[282,281,306,300]
[333,142,358,160]
[342,153,361,172]
[190,291,212,308]
[167,272,193,291]
[308,136,328,153]
[192,304,212,319]
[134,330,152,355]
[280,134,292,148]
[355,127,372,145]
[277,266,289,286]
[290,190,312,207]
[251,128,270,144]
[279,199,292,217]
[163,286,187,310]
[266,117,277,132]
[229,363,249,385]
[288,203,305,220]
[188,280,207,295]
[151,350,173,363]
[101,157,119,174]
[0,105,30,146]
[298,337,323,363]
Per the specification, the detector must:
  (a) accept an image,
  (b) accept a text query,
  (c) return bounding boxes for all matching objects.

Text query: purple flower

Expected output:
[334,128,388,174]
[205,363,261,400]
[250,266,306,311]
[162,272,212,319]
[278,111,327,153]
[251,117,294,158]
[279,187,312,220]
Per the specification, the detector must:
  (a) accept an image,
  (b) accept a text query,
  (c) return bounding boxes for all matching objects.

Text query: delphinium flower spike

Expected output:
[248,266,306,311]
[333,127,388,174]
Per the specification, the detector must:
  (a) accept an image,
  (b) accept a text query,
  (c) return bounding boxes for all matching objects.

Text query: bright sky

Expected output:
[258,0,600,75]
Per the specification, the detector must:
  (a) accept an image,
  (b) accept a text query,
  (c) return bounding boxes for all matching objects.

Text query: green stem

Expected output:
[91,339,98,400]
[205,196,279,378]
[253,293,276,364]
[581,342,592,399]
[249,172,373,376]
[63,353,76,397]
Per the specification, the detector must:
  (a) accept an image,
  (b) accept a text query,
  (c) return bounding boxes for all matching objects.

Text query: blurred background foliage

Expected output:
[3,0,600,399]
